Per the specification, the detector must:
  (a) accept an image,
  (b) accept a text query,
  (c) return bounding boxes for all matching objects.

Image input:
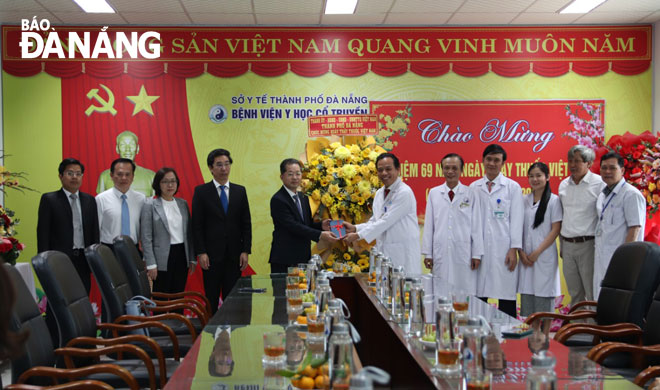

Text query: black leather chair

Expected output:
[112,235,209,333]
[5,262,143,390]
[84,244,195,359]
[527,241,660,347]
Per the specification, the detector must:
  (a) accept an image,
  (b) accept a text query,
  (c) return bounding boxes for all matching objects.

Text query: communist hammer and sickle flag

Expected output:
[85,83,117,116]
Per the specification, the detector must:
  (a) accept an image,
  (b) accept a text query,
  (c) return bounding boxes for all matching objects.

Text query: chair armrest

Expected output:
[54,345,156,390]
[152,298,209,321]
[66,335,166,388]
[525,310,596,327]
[148,303,207,327]
[17,364,139,390]
[592,343,660,364]
[152,291,212,314]
[139,312,198,340]
[554,324,643,344]
[5,379,115,390]
[99,320,180,360]
[555,323,640,342]
[634,365,660,387]
[568,300,598,313]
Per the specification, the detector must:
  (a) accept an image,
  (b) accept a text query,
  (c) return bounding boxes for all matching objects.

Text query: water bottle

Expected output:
[380,257,392,305]
[408,277,424,337]
[462,317,488,374]
[307,259,318,293]
[329,322,354,389]
[373,252,384,293]
[316,277,333,315]
[527,351,557,390]
[349,366,390,390]
[326,298,350,336]
[368,248,378,285]
[435,296,455,348]
[390,265,405,320]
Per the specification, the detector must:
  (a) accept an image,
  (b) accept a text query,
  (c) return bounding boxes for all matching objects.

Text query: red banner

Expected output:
[308,115,378,137]
[370,100,604,217]
[2,25,651,77]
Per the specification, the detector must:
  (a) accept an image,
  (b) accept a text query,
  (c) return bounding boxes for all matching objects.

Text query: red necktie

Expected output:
[448,190,454,202]
[384,189,390,198]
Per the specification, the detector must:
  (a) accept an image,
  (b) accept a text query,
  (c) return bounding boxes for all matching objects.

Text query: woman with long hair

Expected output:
[518,162,563,317]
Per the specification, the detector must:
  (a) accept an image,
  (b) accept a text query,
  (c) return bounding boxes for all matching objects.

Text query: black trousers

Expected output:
[203,250,241,315]
[479,297,517,318]
[71,249,91,294]
[270,263,289,274]
[152,244,188,294]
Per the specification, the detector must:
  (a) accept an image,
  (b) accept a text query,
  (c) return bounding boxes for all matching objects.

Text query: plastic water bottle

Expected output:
[380,257,392,304]
[316,277,333,315]
[390,265,405,319]
[526,351,557,390]
[462,317,488,374]
[329,322,354,389]
[408,277,424,337]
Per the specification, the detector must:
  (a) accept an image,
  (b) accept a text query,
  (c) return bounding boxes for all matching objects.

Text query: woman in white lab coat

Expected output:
[517,162,562,317]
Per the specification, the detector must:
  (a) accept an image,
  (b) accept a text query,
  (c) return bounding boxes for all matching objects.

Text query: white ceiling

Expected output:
[0,0,658,26]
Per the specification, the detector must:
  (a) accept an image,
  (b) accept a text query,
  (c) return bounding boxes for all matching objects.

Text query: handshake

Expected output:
[319,219,363,250]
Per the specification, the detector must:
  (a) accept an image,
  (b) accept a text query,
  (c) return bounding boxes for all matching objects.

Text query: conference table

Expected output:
[164,273,642,389]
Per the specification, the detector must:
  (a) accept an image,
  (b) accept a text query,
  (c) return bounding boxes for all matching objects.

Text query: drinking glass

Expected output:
[262,331,286,364]
[465,369,492,390]
[435,338,462,374]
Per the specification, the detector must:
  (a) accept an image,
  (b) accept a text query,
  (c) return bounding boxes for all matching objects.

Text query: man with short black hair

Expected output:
[593,152,646,299]
[470,144,523,318]
[344,152,422,274]
[38,158,99,293]
[95,158,146,251]
[192,149,252,314]
[268,158,337,274]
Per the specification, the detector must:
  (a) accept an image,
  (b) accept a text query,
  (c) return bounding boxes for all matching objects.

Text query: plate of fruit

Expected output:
[420,333,436,349]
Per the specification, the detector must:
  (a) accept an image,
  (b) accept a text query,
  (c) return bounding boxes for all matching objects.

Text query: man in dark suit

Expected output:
[37,158,100,293]
[192,149,252,314]
[269,158,337,273]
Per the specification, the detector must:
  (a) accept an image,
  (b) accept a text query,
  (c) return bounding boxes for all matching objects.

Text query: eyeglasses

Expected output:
[285,172,302,178]
[161,180,178,185]
[214,162,232,168]
[64,171,83,178]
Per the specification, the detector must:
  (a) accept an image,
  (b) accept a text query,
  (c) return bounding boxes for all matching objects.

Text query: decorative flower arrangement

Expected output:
[302,137,386,272]
[0,205,25,265]
[562,102,605,150]
[375,105,412,151]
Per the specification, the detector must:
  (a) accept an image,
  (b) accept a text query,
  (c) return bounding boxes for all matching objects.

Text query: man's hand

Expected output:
[147,268,158,280]
[343,221,357,233]
[345,232,360,244]
[504,248,518,272]
[322,219,331,231]
[239,252,249,271]
[319,231,339,244]
[424,258,433,269]
[199,253,210,270]
[470,258,481,270]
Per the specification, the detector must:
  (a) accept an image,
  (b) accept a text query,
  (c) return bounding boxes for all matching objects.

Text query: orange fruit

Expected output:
[297,315,307,325]
[299,283,307,289]
[290,378,301,388]
[319,364,329,375]
[301,364,317,378]
[298,376,315,389]
[315,374,329,389]
[298,271,306,277]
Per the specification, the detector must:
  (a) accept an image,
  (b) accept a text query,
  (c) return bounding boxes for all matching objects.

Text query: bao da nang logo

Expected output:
[19,17,161,59]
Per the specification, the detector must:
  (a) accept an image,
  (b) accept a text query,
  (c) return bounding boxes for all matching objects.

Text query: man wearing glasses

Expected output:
[268,158,337,273]
[37,158,99,293]
[192,149,252,314]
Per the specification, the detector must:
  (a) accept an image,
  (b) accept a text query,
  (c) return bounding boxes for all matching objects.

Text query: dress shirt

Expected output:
[96,187,145,244]
[213,179,230,204]
[62,188,84,249]
[559,171,605,238]
[162,198,184,244]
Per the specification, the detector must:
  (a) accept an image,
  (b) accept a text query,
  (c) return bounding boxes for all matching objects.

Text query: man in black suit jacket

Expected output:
[192,149,252,314]
[37,158,100,293]
[269,158,337,273]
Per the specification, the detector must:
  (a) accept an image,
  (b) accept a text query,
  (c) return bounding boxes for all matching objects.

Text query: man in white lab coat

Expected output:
[344,153,422,274]
[422,153,484,294]
[593,152,646,299]
[470,144,524,318]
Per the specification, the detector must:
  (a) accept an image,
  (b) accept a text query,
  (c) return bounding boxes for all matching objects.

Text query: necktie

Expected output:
[120,194,130,236]
[293,194,304,220]
[487,181,494,193]
[384,189,390,198]
[448,190,454,202]
[603,186,613,196]
[220,185,229,213]
[70,193,84,248]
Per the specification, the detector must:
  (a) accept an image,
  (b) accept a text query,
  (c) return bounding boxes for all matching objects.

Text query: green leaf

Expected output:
[276,369,297,378]
[310,356,328,368]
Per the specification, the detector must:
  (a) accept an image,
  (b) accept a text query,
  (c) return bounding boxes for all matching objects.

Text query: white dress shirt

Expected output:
[162,198,184,244]
[96,187,146,244]
[213,179,230,203]
[559,171,605,238]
